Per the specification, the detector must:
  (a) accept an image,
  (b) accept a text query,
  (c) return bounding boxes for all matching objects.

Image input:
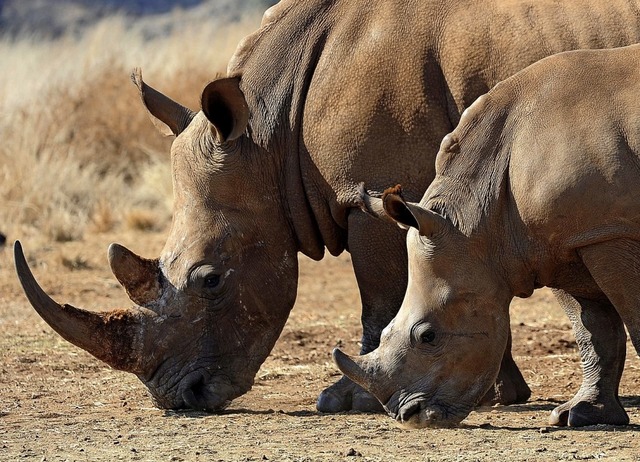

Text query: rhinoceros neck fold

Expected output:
[227,0,344,260]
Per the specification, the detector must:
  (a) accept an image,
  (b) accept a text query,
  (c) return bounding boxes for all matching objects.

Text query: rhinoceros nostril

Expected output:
[181,374,231,412]
[182,375,209,411]
[398,401,422,423]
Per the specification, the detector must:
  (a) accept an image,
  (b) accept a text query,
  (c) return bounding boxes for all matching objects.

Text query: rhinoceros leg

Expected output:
[580,239,640,357]
[317,211,405,413]
[477,330,531,406]
[568,239,640,424]
[575,239,640,422]
[549,289,628,427]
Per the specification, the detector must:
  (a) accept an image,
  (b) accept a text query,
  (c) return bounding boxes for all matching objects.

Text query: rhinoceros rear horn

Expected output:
[108,243,161,307]
[201,77,249,142]
[131,68,196,136]
[14,241,147,373]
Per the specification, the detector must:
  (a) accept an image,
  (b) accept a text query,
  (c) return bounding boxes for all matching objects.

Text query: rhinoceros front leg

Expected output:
[476,330,531,406]
[562,238,640,426]
[316,211,406,413]
[580,239,640,357]
[549,289,628,427]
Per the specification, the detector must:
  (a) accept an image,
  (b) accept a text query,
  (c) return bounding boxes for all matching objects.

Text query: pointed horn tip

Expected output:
[13,240,33,294]
[107,242,151,270]
[332,348,353,373]
[13,239,23,257]
[14,239,32,284]
[332,348,375,394]
[13,240,70,317]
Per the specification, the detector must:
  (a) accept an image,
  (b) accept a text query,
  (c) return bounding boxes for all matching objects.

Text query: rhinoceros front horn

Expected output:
[14,241,148,373]
[332,348,376,390]
[108,243,161,307]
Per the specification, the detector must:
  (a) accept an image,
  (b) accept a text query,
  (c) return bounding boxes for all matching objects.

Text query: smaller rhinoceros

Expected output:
[334,43,640,428]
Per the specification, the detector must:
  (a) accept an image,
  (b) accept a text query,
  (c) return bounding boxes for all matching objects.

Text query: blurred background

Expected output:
[0,0,276,243]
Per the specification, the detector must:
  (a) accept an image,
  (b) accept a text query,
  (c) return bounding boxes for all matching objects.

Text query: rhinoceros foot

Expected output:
[550,396,629,427]
[477,354,531,406]
[316,375,384,413]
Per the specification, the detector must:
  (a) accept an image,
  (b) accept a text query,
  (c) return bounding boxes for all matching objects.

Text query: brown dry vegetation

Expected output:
[1,6,640,462]
[0,12,262,244]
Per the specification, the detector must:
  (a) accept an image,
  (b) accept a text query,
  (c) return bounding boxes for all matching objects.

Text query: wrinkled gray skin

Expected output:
[15,0,640,413]
[335,44,640,428]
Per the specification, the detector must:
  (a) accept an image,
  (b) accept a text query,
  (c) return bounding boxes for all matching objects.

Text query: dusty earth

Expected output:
[1,229,639,461]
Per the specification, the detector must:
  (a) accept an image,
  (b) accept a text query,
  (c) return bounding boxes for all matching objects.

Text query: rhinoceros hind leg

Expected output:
[579,239,640,357]
[317,375,383,413]
[478,331,531,405]
[550,289,628,427]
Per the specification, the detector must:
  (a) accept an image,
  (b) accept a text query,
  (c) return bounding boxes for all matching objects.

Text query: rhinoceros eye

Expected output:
[189,265,224,298]
[411,322,438,349]
[420,330,436,344]
[203,274,221,289]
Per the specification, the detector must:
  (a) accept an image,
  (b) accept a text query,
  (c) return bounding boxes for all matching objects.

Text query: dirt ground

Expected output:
[1,230,639,461]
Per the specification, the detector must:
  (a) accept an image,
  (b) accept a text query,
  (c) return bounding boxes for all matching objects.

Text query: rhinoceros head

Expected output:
[334,187,512,427]
[15,70,300,411]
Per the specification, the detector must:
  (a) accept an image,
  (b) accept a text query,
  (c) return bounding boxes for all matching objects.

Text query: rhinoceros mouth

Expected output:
[386,394,467,429]
[178,371,235,412]
[143,364,249,412]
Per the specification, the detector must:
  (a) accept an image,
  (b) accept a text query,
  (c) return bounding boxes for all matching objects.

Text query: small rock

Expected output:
[346,448,362,457]
[539,427,550,434]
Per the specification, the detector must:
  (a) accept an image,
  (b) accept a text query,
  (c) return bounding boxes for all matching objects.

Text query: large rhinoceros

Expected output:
[335,43,640,428]
[14,0,640,413]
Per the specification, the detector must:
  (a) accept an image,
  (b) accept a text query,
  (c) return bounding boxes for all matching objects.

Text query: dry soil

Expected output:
[1,230,639,461]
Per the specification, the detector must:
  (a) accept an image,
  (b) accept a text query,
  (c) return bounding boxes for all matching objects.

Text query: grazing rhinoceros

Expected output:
[334,43,640,428]
[14,0,640,413]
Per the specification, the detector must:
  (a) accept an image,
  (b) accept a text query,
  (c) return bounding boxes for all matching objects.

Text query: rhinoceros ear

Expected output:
[201,77,249,142]
[382,185,449,238]
[131,68,196,137]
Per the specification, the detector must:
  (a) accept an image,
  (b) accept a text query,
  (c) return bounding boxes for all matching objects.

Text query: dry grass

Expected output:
[0,9,263,242]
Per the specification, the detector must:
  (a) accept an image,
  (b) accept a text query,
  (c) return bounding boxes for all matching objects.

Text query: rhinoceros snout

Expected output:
[179,373,233,412]
[391,398,467,429]
[394,403,443,429]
